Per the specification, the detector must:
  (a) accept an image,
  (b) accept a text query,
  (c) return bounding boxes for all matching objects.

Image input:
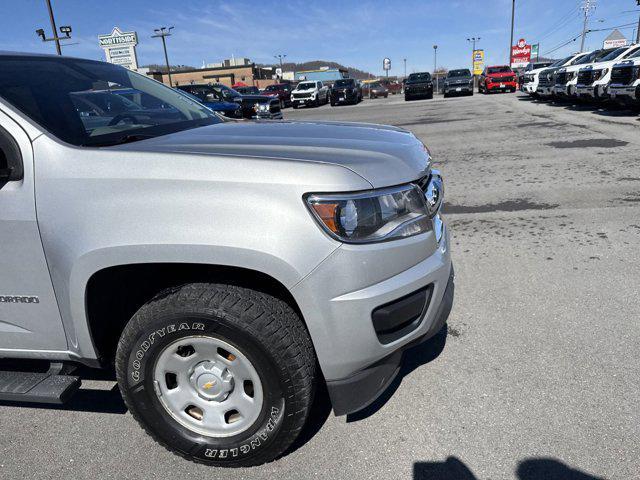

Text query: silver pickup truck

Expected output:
[0,52,453,467]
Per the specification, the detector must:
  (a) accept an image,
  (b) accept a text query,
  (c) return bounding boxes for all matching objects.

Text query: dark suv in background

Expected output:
[404,72,434,100]
[330,78,362,106]
[443,69,474,97]
[177,83,282,119]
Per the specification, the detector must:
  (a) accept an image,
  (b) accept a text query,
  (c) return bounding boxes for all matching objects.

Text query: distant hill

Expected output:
[260,60,375,80]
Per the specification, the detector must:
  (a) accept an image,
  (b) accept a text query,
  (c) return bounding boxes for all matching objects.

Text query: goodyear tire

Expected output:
[115,283,316,467]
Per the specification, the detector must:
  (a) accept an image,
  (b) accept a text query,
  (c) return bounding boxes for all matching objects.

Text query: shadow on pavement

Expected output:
[517,458,606,480]
[346,325,448,422]
[413,456,605,480]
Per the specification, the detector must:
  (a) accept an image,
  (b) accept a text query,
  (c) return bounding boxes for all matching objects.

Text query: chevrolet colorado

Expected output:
[0,52,453,467]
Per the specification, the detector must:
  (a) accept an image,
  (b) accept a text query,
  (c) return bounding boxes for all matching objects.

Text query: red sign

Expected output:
[511,38,531,68]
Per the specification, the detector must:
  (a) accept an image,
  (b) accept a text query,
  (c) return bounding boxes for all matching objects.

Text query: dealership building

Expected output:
[147,58,279,88]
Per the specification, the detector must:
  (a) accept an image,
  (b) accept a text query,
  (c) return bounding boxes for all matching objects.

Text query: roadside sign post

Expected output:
[510,38,531,69]
[433,45,438,94]
[531,44,540,62]
[473,49,484,89]
[99,27,139,71]
[383,58,391,79]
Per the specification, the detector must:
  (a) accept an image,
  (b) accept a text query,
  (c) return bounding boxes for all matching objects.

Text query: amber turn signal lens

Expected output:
[310,203,340,234]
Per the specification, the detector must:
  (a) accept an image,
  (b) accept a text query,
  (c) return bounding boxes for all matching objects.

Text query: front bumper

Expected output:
[292,96,317,106]
[576,84,599,99]
[405,87,433,97]
[444,85,473,94]
[331,91,358,103]
[553,84,569,96]
[523,83,538,94]
[486,82,517,91]
[536,86,553,97]
[253,111,283,120]
[327,267,454,415]
[292,219,452,415]
[609,84,640,104]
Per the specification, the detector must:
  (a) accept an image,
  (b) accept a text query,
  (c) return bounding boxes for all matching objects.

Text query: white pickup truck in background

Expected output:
[291,80,330,108]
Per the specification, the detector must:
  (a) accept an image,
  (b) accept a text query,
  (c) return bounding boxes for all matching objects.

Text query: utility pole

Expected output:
[274,54,286,80]
[509,0,515,65]
[636,7,640,44]
[403,58,407,78]
[580,0,596,52]
[433,45,438,94]
[35,0,72,55]
[152,27,174,87]
[45,0,61,55]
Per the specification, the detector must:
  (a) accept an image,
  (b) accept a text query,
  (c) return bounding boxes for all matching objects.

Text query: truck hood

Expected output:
[112,120,431,188]
[582,58,628,71]
[529,66,551,75]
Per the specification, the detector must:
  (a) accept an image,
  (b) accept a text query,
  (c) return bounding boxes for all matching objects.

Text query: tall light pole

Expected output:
[467,37,481,89]
[467,37,481,69]
[152,27,174,87]
[509,0,515,65]
[35,0,72,55]
[580,0,596,52]
[274,54,286,80]
[403,58,407,78]
[433,45,438,94]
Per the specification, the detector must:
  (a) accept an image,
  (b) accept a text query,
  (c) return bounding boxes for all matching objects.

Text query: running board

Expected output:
[0,371,80,404]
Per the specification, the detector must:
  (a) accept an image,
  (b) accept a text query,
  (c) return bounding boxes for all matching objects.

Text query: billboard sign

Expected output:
[603,29,629,49]
[531,44,539,60]
[604,38,629,48]
[99,27,139,70]
[473,49,484,75]
[510,38,531,69]
[383,58,391,71]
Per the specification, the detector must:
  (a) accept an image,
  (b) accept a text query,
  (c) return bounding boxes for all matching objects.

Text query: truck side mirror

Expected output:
[0,126,23,190]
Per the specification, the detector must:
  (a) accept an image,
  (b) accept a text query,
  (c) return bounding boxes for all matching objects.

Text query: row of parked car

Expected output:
[174,77,407,119]
[522,44,640,109]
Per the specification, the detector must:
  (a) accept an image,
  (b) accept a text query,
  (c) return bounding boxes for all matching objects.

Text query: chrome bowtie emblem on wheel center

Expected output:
[190,361,234,401]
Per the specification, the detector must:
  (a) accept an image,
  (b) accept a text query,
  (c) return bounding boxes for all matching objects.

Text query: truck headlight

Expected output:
[306,179,442,244]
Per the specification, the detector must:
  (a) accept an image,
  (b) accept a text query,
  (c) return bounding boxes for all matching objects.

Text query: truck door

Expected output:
[0,109,67,352]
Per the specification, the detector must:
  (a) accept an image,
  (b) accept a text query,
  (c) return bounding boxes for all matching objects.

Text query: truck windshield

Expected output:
[447,70,471,78]
[487,67,511,74]
[297,82,316,90]
[334,79,355,87]
[627,48,640,59]
[407,73,431,83]
[600,47,629,62]
[0,56,220,147]
[552,56,573,67]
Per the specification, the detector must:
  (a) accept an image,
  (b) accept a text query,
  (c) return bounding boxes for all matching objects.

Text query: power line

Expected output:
[541,20,639,57]
[537,5,581,42]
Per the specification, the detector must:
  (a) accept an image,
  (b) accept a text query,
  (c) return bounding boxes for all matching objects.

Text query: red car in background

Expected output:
[479,66,518,94]
[380,79,403,95]
[261,83,293,108]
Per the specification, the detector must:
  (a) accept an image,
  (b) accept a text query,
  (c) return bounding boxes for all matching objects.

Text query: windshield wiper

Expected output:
[83,133,156,147]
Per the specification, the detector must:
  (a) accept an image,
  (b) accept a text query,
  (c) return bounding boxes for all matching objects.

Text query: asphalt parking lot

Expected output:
[1,92,639,480]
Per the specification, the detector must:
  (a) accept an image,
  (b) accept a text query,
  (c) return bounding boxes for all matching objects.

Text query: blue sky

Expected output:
[1,0,639,74]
